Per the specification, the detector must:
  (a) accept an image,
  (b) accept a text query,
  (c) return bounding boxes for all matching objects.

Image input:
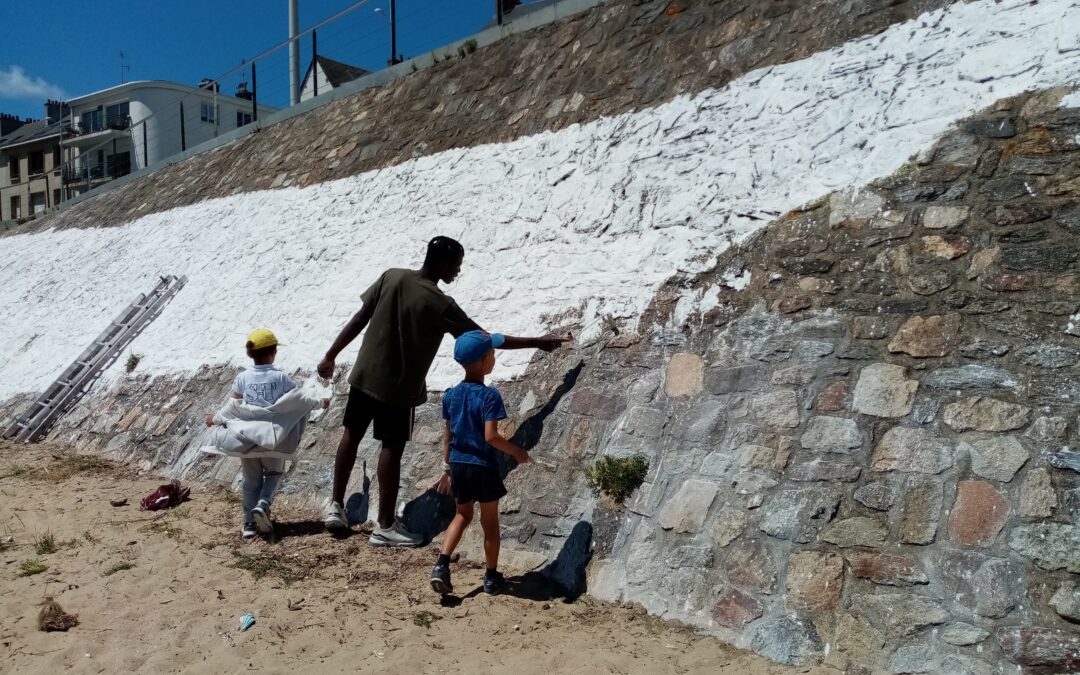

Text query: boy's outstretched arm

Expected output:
[500,333,573,353]
[317,302,374,378]
[434,420,453,495]
[484,421,531,464]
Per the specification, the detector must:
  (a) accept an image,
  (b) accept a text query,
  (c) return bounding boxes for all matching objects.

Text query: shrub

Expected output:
[19,558,48,577]
[125,352,142,373]
[586,455,648,504]
[34,533,57,555]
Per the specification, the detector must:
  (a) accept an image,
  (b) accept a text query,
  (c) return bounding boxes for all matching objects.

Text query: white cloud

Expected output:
[0,65,66,101]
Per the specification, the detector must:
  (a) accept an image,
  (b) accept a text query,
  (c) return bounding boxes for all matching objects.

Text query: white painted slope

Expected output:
[0,0,1077,401]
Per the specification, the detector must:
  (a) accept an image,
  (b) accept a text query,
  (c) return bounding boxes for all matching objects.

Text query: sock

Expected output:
[485,567,498,578]
[437,554,451,567]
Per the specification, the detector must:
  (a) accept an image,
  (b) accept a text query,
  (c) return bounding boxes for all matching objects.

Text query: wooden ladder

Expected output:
[3,275,187,443]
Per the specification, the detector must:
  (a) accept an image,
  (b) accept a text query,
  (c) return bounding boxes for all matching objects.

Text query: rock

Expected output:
[851,363,918,418]
[966,117,1016,138]
[949,480,1009,547]
[1045,450,1080,473]
[973,557,1021,618]
[998,627,1080,668]
[850,593,947,636]
[943,397,1032,432]
[966,436,1029,482]
[710,504,748,547]
[985,201,1052,225]
[921,235,971,259]
[705,365,766,394]
[800,416,862,453]
[1016,344,1080,369]
[725,539,775,593]
[1018,468,1058,518]
[781,257,833,275]
[657,480,719,533]
[888,645,935,674]
[821,516,887,548]
[569,389,627,420]
[980,177,1028,201]
[899,475,944,544]
[871,426,954,474]
[941,623,990,646]
[621,406,667,439]
[960,339,1010,359]
[665,353,704,398]
[833,613,886,668]
[847,552,928,586]
[888,314,961,357]
[738,443,791,474]
[749,616,822,666]
[786,550,844,611]
[967,246,1000,279]
[711,587,763,628]
[788,458,861,482]
[1002,243,1080,273]
[910,397,940,425]
[940,655,999,675]
[797,277,838,294]
[830,188,886,227]
[854,482,895,511]
[749,343,792,365]
[1027,416,1068,443]
[777,295,812,314]
[835,342,877,360]
[982,273,1034,292]
[771,365,815,386]
[815,381,849,412]
[1049,581,1080,621]
[909,268,953,295]
[759,486,841,543]
[922,205,968,229]
[852,316,888,339]
[793,340,835,360]
[1008,524,1080,572]
[753,390,800,429]
[922,365,1018,390]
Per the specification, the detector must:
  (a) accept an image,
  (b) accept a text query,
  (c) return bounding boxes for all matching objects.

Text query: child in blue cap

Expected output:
[430,329,531,595]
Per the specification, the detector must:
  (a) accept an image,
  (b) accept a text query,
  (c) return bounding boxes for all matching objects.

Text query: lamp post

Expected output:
[374,3,402,66]
[289,0,300,105]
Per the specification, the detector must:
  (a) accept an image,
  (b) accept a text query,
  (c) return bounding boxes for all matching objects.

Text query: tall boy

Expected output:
[430,330,530,595]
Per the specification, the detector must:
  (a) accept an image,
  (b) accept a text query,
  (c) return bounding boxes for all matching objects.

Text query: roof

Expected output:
[0,120,61,152]
[304,56,371,89]
[67,79,278,111]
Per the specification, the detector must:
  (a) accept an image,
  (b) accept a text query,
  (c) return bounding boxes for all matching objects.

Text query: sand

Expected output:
[0,442,836,674]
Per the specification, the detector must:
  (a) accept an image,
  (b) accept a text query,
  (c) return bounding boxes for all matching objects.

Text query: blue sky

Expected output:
[0,0,501,119]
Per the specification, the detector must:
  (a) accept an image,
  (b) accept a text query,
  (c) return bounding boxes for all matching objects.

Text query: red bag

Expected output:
[139,480,190,511]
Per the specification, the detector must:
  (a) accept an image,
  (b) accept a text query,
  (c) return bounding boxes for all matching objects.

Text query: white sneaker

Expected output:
[324,501,349,532]
[369,520,421,547]
[251,500,273,534]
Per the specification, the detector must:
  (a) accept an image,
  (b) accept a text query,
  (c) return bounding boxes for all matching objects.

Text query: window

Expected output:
[105,102,129,129]
[200,102,216,124]
[81,106,103,133]
[30,192,45,214]
[52,146,60,170]
[236,111,252,128]
[8,155,20,182]
[28,151,44,175]
[9,195,21,219]
[106,151,131,178]
[53,189,60,207]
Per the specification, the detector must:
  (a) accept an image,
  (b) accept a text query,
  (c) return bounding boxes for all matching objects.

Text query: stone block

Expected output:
[888,645,935,674]
[821,516,887,548]
[1017,468,1057,518]
[943,397,1032,432]
[1008,524,1080,572]
[851,363,918,418]
[786,550,844,612]
[759,486,841,543]
[965,436,1029,482]
[998,627,1080,669]
[847,552,928,586]
[1050,581,1080,621]
[1016,343,1080,369]
[738,442,790,474]
[621,406,668,439]
[770,365,815,386]
[941,623,990,646]
[665,353,704,398]
[725,539,775,593]
[922,365,1018,390]
[909,267,953,295]
[752,390,799,428]
[852,316,888,339]
[830,188,886,227]
[569,388,626,420]
[800,416,862,453]
[922,205,968,229]
[899,475,944,545]
[972,556,1021,618]
[854,482,895,511]
[871,426,953,474]
[709,504,748,547]
[749,616,822,666]
[921,235,971,259]
[711,587,762,628]
[850,593,947,636]
[787,458,860,482]
[982,273,1034,292]
[1045,450,1080,473]
[705,365,766,394]
[940,655,999,675]
[657,479,719,533]
[949,480,1009,547]
[1026,416,1067,443]
[888,314,961,357]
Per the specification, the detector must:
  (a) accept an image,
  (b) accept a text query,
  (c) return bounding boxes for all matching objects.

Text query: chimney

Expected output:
[198,78,220,93]
[235,82,254,101]
[0,112,32,137]
[44,99,70,124]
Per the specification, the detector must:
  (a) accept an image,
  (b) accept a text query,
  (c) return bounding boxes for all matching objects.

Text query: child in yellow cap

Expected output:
[205,329,327,538]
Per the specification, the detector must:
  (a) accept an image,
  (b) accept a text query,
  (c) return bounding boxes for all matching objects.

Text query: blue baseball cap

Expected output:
[453,330,505,365]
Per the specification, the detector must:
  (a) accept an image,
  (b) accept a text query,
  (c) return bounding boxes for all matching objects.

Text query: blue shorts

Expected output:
[450,463,507,505]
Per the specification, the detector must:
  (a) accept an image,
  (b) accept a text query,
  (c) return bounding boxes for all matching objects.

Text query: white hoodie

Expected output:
[201,386,325,459]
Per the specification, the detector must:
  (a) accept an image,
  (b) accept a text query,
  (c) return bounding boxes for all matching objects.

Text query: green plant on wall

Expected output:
[125,352,142,373]
[457,39,479,60]
[586,455,648,504]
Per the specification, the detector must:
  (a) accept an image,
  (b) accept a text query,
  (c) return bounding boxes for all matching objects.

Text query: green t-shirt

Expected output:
[348,268,480,407]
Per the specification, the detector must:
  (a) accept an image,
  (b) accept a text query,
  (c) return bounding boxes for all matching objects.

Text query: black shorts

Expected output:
[450,463,507,505]
[342,388,414,443]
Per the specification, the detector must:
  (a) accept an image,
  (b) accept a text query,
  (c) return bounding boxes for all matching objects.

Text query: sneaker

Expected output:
[241,522,257,539]
[324,501,349,532]
[369,520,422,547]
[251,500,273,534]
[483,570,505,595]
[430,563,453,594]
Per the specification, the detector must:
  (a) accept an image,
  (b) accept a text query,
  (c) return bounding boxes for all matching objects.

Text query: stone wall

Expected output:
[10,0,956,234]
[40,91,1080,673]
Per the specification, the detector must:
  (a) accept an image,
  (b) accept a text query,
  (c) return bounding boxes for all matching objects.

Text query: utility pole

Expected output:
[289,0,300,105]
[390,0,399,65]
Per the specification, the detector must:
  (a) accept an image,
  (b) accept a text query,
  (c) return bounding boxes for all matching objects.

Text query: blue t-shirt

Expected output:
[442,381,507,468]
[231,365,296,408]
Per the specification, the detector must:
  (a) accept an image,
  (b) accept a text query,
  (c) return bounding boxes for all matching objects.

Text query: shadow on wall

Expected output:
[401,359,586,545]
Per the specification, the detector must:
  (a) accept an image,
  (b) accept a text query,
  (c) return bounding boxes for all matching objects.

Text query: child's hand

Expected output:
[516,451,532,465]
[322,397,331,409]
[433,472,452,495]
[316,356,335,379]
[205,414,215,427]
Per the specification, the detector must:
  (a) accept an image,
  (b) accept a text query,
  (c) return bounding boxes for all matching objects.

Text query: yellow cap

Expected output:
[247,329,279,350]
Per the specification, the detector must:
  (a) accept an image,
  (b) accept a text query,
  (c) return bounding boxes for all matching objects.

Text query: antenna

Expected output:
[120,51,131,84]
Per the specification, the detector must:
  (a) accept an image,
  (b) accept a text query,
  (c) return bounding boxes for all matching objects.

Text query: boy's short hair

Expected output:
[425,236,464,268]
[453,330,505,365]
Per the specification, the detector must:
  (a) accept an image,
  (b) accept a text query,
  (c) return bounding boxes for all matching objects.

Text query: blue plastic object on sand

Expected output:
[239,613,256,631]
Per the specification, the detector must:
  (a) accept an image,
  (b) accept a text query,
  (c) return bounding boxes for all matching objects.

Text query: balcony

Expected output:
[64,116,132,149]
[62,156,131,185]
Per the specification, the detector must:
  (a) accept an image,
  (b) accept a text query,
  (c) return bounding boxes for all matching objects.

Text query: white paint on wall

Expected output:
[0,0,1077,402]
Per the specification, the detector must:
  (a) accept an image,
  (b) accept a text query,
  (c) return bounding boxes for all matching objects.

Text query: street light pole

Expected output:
[390,0,399,65]
[289,0,300,105]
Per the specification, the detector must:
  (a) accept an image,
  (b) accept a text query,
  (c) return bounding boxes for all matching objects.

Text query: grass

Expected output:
[18,558,48,577]
[6,454,118,483]
[231,551,306,586]
[0,464,28,480]
[83,530,101,544]
[141,518,183,540]
[413,610,440,629]
[586,455,649,504]
[125,352,142,373]
[33,533,57,555]
[102,561,135,577]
